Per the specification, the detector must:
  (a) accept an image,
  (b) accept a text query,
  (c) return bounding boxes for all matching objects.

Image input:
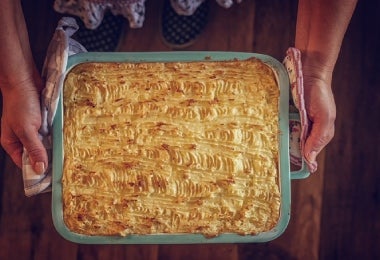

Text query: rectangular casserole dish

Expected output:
[52,51,305,244]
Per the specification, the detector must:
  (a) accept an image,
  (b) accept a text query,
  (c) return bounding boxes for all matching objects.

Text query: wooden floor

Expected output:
[0,0,379,259]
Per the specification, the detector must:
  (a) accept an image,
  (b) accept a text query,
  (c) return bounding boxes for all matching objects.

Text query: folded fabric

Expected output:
[22,17,87,197]
[283,47,318,173]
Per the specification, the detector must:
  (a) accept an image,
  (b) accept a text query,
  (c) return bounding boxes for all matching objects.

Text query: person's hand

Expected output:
[294,0,357,169]
[0,75,48,174]
[302,62,336,167]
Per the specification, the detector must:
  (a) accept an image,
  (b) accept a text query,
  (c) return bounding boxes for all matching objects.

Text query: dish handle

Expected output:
[289,112,310,179]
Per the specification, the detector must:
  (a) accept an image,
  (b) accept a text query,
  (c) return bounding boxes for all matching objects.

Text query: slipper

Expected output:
[72,12,125,52]
[160,0,209,49]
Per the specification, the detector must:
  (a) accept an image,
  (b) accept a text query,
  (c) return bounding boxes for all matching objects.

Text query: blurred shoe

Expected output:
[72,12,125,52]
[160,0,209,49]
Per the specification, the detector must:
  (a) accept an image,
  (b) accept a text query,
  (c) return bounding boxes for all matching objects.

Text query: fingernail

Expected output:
[307,151,317,163]
[35,162,46,175]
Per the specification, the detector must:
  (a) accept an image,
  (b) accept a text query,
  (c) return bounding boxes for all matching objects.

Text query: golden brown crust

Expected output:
[62,58,281,237]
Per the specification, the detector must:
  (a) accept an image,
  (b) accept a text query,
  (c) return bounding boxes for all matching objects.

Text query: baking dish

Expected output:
[52,51,309,244]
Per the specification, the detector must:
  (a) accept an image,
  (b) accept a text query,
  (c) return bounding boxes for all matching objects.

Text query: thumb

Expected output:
[304,119,335,168]
[20,130,48,175]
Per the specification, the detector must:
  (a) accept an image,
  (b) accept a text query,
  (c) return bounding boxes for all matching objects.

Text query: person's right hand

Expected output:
[0,75,48,174]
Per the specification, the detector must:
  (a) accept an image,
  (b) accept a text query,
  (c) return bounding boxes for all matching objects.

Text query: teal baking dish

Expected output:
[52,51,308,244]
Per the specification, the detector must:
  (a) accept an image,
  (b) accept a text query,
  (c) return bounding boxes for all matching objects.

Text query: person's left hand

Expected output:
[302,62,336,169]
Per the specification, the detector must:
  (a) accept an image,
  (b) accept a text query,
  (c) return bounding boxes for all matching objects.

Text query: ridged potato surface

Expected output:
[62,58,281,237]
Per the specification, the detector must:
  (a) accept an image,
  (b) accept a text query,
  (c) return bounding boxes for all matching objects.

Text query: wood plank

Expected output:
[318,0,380,259]
[158,244,238,260]
[249,0,297,60]
[75,245,159,260]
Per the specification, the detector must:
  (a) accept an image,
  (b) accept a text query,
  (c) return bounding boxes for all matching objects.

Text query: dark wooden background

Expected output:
[0,0,379,259]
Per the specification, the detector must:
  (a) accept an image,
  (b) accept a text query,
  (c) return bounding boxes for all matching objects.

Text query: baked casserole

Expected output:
[62,58,281,237]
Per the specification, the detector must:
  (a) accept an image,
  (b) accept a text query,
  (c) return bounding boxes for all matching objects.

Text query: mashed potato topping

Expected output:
[62,58,281,237]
